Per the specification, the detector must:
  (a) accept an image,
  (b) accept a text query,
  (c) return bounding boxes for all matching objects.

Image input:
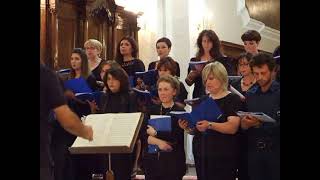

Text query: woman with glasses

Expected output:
[231,52,256,96]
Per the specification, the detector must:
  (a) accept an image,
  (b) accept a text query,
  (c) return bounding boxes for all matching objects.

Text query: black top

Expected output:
[193,93,242,158]
[120,58,145,77]
[142,103,186,176]
[244,81,280,147]
[91,59,106,81]
[99,90,138,113]
[187,56,234,98]
[148,60,181,77]
[40,64,66,168]
[176,81,188,105]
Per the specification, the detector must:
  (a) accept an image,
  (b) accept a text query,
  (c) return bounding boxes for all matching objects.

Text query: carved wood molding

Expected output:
[87,0,117,25]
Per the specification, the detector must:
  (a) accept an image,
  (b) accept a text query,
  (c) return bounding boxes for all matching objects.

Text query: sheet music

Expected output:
[237,111,276,123]
[71,112,142,150]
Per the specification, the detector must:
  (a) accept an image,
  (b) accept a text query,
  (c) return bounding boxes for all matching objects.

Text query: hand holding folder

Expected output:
[135,69,158,86]
[147,115,171,153]
[189,60,207,71]
[170,97,222,128]
[237,111,276,123]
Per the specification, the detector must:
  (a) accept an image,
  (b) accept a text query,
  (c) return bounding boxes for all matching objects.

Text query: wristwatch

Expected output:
[208,122,213,129]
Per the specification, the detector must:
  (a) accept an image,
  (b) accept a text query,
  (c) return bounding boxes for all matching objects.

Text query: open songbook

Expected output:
[237,111,276,123]
[69,112,144,154]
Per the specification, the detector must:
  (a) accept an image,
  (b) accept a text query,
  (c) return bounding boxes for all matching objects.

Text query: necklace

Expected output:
[160,102,175,115]
[241,77,254,86]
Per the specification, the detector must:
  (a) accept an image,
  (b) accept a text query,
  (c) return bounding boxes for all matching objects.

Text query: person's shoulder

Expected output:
[128,89,137,97]
[173,103,185,111]
[190,57,198,62]
[135,58,144,64]
[246,84,259,95]
[147,104,161,114]
[227,92,241,101]
[149,61,157,65]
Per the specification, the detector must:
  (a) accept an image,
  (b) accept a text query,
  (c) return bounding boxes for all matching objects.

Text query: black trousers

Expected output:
[143,152,185,180]
[237,132,250,180]
[247,149,280,180]
[40,167,54,180]
[192,136,237,180]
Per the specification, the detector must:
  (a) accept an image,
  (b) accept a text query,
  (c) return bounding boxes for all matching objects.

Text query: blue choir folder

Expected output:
[132,88,153,104]
[184,97,202,106]
[135,69,158,86]
[128,76,135,87]
[64,77,93,93]
[189,60,207,70]
[170,96,222,128]
[75,91,103,104]
[147,115,171,153]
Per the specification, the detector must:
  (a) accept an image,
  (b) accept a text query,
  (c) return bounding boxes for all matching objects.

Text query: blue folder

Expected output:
[64,77,93,93]
[147,116,171,153]
[75,91,103,104]
[135,69,158,86]
[189,60,207,70]
[170,96,222,128]
[132,88,153,104]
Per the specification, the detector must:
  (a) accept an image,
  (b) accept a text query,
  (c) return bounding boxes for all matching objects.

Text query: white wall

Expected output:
[136,0,280,164]
[138,0,280,69]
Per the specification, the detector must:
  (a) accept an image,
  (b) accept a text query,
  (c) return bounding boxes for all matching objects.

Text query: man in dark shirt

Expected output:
[241,53,280,180]
[40,64,93,180]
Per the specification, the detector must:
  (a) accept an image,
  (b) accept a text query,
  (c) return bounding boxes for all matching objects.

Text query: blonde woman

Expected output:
[180,61,242,180]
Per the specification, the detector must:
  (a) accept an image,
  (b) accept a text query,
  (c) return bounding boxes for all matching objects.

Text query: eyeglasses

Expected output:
[239,63,249,67]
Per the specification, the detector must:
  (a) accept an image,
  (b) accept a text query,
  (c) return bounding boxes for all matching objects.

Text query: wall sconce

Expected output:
[49,0,56,13]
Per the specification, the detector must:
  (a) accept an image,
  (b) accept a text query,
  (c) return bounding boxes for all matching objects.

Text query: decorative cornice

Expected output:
[245,18,280,43]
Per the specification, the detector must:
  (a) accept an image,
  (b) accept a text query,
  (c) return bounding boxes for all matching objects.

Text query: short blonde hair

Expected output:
[202,61,228,91]
[84,39,103,53]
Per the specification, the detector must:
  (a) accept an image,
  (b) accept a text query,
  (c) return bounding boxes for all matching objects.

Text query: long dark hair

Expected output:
[196,29,222,60]
[103,67,130,93]
[115,36,138,64]
[69,48,90,79]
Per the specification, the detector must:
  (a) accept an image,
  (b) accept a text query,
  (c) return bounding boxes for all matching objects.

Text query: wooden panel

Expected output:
[41,0,139,68]
[40,4,46,64]
[245,0,280,30]
[57,19,76,69]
